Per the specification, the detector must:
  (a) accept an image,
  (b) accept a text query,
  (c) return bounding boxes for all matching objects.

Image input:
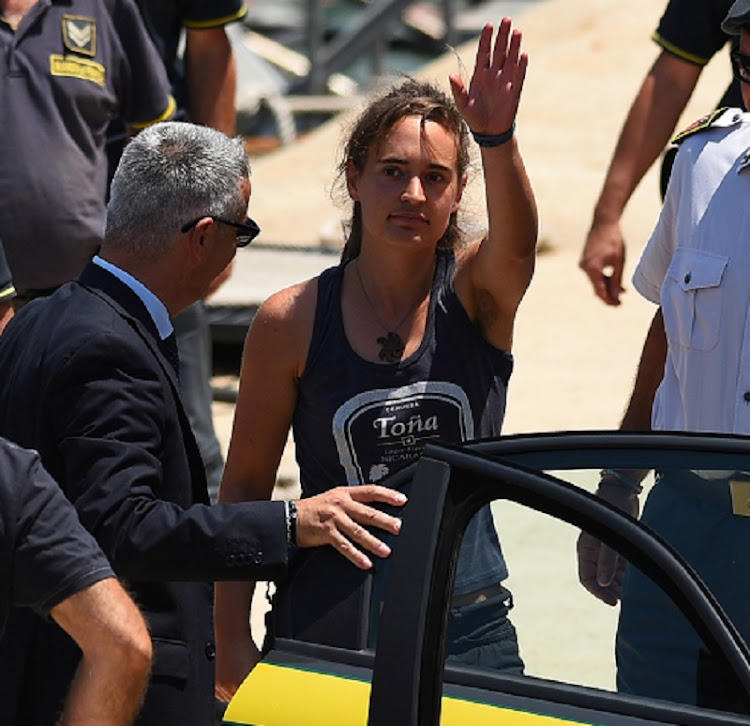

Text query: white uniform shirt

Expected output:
[633,108,750,433]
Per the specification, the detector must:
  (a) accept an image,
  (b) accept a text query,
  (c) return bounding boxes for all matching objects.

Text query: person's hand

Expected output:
[214,632,261,704]
[448,18,527,138]
[296,485,406,569]
[579,218,626,306]
[577,479,640,605]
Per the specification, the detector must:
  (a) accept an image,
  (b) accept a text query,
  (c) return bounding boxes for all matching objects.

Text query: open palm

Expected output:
[449,18,527,136]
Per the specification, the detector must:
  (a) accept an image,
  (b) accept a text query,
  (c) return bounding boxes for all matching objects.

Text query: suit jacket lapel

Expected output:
[76,263,210,505]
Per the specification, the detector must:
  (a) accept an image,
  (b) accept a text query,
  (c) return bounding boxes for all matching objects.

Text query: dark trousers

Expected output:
[617,471,750,713]
[446,584,524,673]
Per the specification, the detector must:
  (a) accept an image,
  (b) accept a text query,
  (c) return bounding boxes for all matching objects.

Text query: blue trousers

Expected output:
[616,471,750,712]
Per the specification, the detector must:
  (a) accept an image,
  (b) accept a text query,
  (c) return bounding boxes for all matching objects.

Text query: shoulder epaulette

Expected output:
[671,107,735,144]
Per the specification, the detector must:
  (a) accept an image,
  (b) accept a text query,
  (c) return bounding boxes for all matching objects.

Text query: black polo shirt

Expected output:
[0,0,175,293]
[136,0,247,116]
[0,438,113,636]
[653,0,742,108]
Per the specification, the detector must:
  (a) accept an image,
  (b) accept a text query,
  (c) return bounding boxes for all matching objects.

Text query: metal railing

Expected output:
[302,0,458,93]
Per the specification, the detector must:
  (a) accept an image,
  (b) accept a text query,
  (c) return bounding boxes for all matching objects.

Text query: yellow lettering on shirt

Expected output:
[49,55,105,87]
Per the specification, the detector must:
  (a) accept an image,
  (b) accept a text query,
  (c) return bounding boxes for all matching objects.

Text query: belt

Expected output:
[451,581,506,608]
[657,469,750,516]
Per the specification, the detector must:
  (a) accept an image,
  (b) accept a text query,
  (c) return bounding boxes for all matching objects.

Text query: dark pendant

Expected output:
[377,331,405,362]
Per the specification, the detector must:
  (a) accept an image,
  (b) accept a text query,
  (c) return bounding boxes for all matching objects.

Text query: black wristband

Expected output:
[471,122,516,148]
[285,500,298,546]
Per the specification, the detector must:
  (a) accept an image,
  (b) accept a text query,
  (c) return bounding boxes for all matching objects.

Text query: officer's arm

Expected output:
[185,27,237,135]
[184,25,238,299]
[620,307,667,431]
[51,578,152,726]
[0,302,12,337]
[581,51,702,305]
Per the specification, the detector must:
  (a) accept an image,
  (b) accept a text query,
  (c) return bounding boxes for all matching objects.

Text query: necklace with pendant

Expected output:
[354,258,429,363]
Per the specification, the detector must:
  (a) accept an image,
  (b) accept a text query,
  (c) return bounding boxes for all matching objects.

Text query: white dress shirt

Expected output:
[92,255,173,340]
[633,108,750,434]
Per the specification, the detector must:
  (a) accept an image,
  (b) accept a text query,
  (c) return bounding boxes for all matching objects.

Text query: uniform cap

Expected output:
[723,0,750,35]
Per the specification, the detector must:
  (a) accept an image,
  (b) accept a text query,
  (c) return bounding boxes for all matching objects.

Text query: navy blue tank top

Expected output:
[293,249,511,593]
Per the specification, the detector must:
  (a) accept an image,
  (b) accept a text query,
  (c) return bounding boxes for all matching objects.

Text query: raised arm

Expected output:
[449,19,538,351]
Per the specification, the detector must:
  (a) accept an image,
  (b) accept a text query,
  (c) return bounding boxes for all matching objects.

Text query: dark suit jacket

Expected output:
[0,263,289,725]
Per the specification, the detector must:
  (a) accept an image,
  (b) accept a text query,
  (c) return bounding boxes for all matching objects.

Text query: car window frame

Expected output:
[368,434,750,726]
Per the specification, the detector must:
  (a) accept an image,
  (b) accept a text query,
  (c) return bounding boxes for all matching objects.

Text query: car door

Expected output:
[223,431,750,726]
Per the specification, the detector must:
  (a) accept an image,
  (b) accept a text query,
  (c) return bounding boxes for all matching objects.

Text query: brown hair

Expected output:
[336,78,471,263]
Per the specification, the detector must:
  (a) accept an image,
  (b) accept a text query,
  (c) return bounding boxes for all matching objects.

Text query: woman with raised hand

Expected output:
[215,18,537,700]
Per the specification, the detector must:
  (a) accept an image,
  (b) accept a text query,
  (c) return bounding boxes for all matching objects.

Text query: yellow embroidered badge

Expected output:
[49,55,105,86]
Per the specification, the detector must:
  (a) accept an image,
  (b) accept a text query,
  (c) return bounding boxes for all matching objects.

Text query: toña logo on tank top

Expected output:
[332,381,473,485]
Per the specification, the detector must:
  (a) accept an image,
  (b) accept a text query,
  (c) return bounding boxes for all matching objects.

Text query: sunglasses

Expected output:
[731,49,750,86]
[181,215,261,248]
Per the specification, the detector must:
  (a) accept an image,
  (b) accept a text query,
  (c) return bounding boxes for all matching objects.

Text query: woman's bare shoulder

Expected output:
[257,276,319,323]
[246,276,320,365]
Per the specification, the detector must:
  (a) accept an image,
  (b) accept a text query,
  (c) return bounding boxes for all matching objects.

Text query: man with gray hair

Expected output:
[0,121,405,725]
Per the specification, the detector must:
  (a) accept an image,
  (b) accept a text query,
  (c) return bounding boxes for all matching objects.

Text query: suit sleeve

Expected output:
[47,330,289,583]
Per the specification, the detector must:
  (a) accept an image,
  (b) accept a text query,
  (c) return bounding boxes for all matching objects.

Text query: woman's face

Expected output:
[346,115,466,253]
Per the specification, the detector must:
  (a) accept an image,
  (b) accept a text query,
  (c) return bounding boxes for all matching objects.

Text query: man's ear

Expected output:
[185,217,212,261]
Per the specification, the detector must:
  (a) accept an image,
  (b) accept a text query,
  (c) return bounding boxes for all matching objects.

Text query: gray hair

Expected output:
[105,121,251,259]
